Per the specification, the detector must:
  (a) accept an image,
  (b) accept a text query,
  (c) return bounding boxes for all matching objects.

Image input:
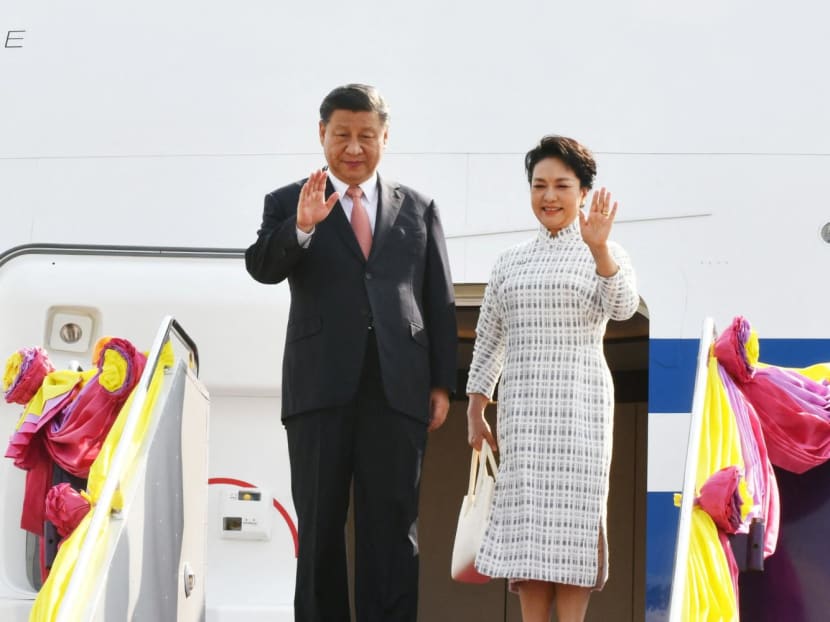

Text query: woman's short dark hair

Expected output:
[319,84,390,125]
[525,135,596,189]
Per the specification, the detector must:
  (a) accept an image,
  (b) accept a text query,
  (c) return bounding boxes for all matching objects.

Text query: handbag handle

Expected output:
[467,443,498,497]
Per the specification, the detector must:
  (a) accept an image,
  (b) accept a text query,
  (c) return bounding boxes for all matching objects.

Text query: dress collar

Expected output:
[537,219,580,243]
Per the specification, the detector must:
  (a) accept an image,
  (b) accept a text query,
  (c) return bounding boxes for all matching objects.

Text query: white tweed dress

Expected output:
[466,221,639,588]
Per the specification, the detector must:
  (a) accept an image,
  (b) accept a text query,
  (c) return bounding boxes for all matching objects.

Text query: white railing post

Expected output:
[667,317,716,622]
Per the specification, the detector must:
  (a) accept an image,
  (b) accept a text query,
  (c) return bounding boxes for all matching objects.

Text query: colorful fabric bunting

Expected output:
[44,338,146,478]
[44,483,91,538]
[3,347,55,405]
[715,316,830,474]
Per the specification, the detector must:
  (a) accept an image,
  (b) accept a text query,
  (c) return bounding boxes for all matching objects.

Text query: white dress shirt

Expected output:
[297,171,379,247]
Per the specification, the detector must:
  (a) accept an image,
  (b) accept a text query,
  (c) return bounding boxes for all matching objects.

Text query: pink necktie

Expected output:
[346,186,372,259]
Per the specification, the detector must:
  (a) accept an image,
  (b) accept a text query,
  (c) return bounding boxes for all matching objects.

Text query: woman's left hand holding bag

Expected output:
[466,393,498,453]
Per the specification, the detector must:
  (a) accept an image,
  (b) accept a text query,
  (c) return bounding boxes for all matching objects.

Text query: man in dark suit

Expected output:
[245,84,458,622]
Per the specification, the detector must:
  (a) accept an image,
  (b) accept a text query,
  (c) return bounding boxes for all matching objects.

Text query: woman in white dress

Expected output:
[466,136,639,622]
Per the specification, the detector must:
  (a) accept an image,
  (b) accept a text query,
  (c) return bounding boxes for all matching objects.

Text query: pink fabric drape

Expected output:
[715,316,830,474]
[44,338,146,477]
[3,347,54,405]
[717,367,780,558]
[696,466,745,534]
[4,337,145,536]
[44,483,90,538]
[696,466,750,602]
[5,372,87,535]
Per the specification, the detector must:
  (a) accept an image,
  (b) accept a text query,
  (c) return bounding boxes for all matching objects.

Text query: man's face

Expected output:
[319,109,388,186]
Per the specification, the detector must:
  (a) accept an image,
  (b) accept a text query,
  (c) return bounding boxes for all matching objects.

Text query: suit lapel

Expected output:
[369,175,403,262]
[325,179,366,262]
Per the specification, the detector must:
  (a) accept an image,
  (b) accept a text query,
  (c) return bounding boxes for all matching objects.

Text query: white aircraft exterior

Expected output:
[1,1,829,620]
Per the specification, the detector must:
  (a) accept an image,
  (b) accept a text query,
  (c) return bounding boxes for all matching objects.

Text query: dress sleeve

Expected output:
[466,257,507,399]
[597,241,639,321]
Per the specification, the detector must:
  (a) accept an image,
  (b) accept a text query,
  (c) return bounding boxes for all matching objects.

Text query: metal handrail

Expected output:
[667,317,717,622]
[0,243,244,269]
[55,316,199,622]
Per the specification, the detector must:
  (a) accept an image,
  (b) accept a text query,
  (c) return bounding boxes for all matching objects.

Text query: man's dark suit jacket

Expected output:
[245,175,458,423]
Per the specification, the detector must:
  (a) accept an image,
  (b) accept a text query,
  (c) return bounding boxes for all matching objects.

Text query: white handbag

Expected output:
[450,442,498,583]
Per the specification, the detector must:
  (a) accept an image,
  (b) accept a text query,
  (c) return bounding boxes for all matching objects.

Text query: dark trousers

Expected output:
[285,332,428,622]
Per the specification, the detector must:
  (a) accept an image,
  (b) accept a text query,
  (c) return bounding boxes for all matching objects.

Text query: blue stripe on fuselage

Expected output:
[646,492,680,621]
[649,338,830,414]
[649,339,699,414]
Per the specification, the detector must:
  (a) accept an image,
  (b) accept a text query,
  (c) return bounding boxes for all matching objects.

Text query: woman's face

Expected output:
[530,157,588,234]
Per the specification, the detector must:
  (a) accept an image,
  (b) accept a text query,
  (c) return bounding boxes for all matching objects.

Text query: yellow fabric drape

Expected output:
[3,351,23,390]
[684,508,739,620]
[682,354,745,622]
[29,342,174,622]
[696,356,744,485]
[13,370,95,432]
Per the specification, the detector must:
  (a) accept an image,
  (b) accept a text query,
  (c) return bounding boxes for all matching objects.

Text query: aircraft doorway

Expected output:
[415,284,649,622]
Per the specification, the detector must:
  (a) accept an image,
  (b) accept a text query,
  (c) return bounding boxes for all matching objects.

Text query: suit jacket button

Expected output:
[365,272,373,280]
